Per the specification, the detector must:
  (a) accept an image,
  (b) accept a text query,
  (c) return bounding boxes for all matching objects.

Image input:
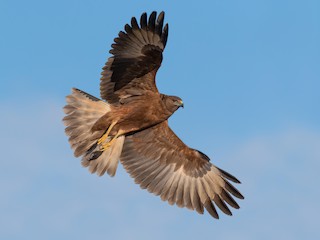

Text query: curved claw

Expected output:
[99,132,121,151]
[97,121,117,145]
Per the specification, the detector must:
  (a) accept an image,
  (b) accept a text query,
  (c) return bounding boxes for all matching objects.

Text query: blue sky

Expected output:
[1,0,319,239]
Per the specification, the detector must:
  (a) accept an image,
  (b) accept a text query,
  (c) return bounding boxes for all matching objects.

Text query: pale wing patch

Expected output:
[120,122,244,219]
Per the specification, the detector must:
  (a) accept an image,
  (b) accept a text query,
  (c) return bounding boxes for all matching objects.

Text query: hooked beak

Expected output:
[174,99,184,108]
[179,100,184,108]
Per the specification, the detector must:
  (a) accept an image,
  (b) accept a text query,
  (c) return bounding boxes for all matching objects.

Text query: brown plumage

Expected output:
[63,11,244,219]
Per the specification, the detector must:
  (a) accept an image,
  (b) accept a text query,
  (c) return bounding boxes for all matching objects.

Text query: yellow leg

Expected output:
[100,132,121,151]
[97,121,117,145]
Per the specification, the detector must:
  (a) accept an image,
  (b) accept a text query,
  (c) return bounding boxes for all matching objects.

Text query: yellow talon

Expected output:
[97,135,107,145]
[100,132,121,151]
[97,121,117,145]
[100,142,112,151]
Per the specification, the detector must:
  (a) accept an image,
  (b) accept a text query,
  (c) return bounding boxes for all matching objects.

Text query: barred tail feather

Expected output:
[63,88,124,177]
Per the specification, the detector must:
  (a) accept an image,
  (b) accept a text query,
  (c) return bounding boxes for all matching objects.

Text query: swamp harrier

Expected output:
[63,11,244,219]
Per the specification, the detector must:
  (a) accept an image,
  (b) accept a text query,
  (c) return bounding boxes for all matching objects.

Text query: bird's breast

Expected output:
[116,98,169,135]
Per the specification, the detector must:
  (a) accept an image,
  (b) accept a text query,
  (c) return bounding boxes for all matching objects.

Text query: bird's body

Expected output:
[63,11,244,219]
[92,91,174,136]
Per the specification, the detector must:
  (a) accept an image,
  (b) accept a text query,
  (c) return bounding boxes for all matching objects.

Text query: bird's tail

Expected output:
[63,88,125,177]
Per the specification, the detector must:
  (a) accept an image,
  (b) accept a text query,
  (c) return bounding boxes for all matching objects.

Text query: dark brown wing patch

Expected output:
[110,44,163,91]
[100,11,168,103]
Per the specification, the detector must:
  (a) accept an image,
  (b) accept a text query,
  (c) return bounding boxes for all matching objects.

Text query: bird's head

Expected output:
[162,95,184,113]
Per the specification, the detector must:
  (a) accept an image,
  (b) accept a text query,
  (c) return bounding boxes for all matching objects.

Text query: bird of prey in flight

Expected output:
[63,11,244,219]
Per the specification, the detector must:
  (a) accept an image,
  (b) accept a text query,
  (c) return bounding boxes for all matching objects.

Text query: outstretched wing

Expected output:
[100,11,168,103]
[120,122,244,219]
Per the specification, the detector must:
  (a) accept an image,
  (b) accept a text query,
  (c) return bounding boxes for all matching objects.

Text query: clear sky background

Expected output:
[1,0,319,239]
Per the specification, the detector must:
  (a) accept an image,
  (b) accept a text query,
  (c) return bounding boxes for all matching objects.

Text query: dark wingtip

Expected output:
[155,11,165,36]
[221,189,240,209]
[225,180,245,199]
[204,200,219,219]
[129,11,168,48]
[237,193,245,200]
[218,167,241,184]
[130,18,138,30]
[148,11,157,31]
[161,23,169,47]
[157,12,165,26]
[140,12,147,29]
[213,195,232,216]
